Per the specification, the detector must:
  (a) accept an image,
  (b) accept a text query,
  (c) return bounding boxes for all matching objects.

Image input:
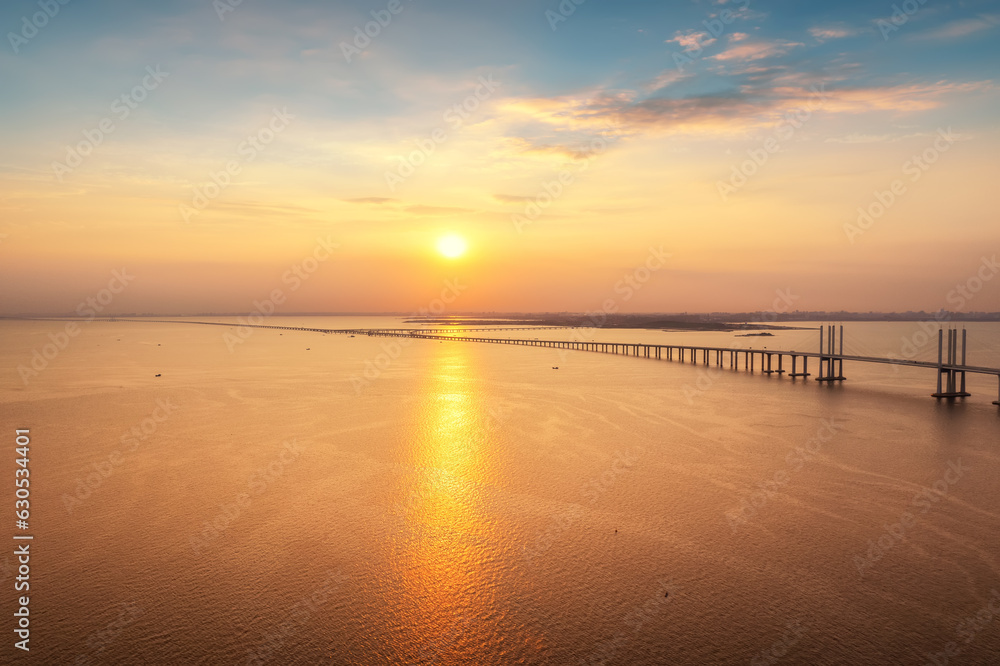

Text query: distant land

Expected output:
[4,311,999,330]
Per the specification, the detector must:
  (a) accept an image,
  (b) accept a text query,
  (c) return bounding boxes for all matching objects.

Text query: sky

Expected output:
[1,0,999,315]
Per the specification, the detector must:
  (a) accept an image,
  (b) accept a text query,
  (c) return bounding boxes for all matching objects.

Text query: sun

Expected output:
[436,234,468,259]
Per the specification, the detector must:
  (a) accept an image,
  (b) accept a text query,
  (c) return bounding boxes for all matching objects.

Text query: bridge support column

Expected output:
[763,353,774,374]
[788,354,811,378]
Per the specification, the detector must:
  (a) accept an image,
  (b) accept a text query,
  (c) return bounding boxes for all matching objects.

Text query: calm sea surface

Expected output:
[2,317,999,664]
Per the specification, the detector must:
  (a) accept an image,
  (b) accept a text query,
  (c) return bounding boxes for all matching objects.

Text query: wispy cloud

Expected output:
[668,31,716,50]
[403,205,474,216]
[710,40,804,62]
[809,26,859,42]
[493,194,534,203]
[642,69,690,93]
[343,197,397,204]
[915,15,999,40]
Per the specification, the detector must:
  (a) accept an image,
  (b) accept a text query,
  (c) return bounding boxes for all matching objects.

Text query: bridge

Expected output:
[104,319,1000,406]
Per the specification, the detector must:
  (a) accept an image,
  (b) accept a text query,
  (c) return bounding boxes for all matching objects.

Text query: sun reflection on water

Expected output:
[390,343,500,664]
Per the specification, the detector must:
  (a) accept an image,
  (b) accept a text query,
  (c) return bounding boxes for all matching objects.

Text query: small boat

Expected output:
[552,366,559,369]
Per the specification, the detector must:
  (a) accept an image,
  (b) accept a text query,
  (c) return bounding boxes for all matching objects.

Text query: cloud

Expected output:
[814,81,994,114]
[729,32,750,42]
[493,194,534,203]
[343,197,397,204]
[667,31,716,50]
[808,26,858,42]
[643,69,690,93]
[824,132,927,144]
[501,77,993,141]
[710,39,804,62]
[915,16,999,40]
[402,205,474,216]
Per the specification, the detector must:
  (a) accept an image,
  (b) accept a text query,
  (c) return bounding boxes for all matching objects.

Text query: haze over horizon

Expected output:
[2,0,999,315]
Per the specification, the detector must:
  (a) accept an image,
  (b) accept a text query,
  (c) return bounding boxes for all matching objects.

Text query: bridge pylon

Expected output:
[932,328,971,399]
[816,324,846,382]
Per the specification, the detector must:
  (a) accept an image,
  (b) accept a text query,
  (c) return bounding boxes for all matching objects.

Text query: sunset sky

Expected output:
[1,0,998,315]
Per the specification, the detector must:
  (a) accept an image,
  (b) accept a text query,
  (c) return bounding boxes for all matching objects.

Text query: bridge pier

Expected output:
[788,354,811,378]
